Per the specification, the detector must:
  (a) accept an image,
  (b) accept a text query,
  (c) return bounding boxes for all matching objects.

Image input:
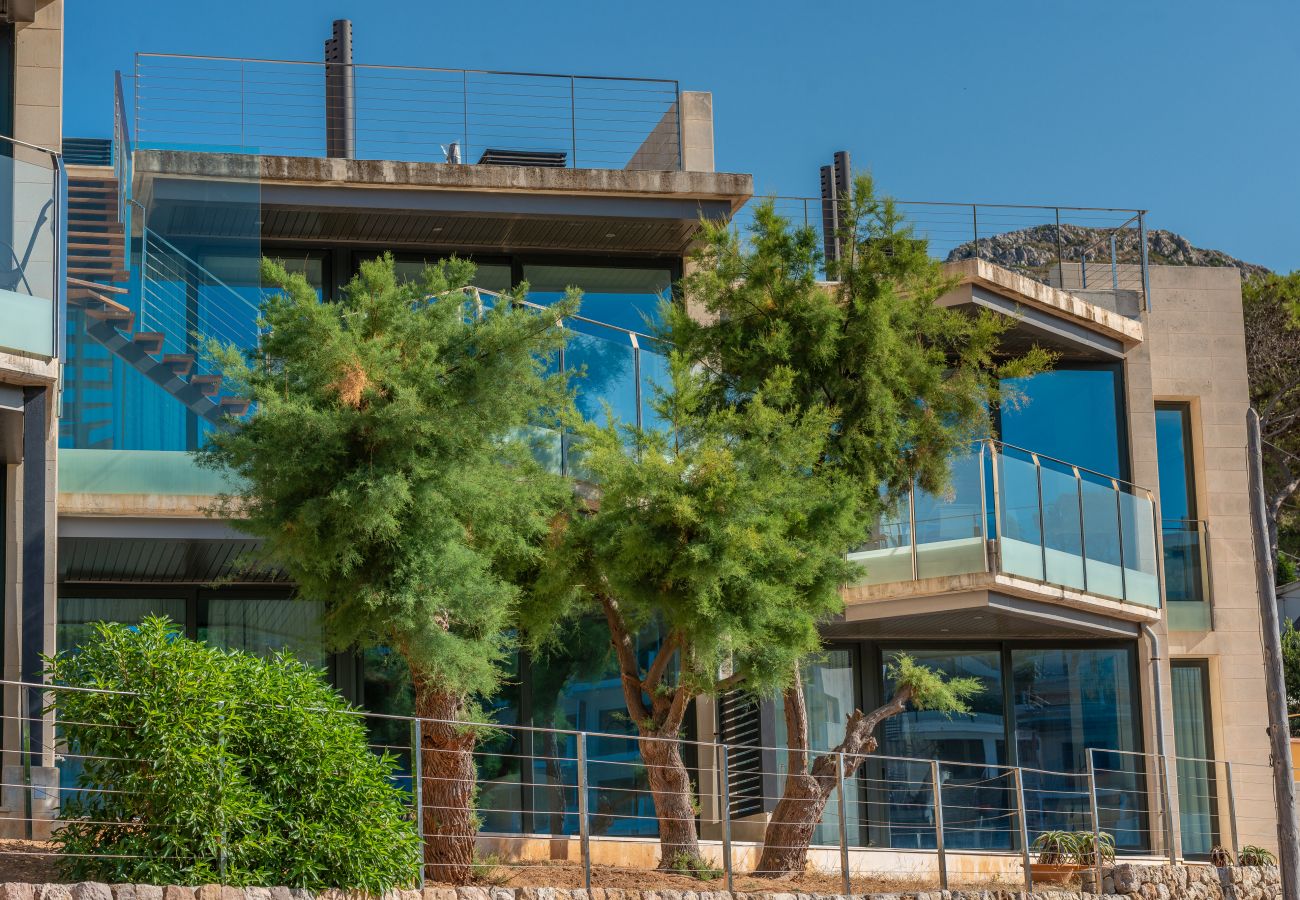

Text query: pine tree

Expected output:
[199,255,575,883]
[672,176,1051,876]
[528,354,860,873]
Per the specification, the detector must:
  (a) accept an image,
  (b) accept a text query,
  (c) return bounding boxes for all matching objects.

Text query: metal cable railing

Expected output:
[0,678,1271,892]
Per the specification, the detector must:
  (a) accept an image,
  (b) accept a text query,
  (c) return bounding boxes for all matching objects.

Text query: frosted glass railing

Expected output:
[849,441,1162,609]
[0,145,62,358]
[1164,519,1212,630]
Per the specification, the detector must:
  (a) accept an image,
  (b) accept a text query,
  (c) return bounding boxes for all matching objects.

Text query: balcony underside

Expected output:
[832,580,1154,641]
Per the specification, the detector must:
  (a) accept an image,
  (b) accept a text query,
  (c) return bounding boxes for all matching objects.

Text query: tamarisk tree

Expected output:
[673,177,1050,876]
[529,355,860,874]
[200,255,575,883]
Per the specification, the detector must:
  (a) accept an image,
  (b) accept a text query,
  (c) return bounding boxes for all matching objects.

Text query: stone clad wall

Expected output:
[0,865,1281,900]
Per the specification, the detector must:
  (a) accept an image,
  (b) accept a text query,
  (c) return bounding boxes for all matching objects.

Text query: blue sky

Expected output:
[62,0,1300,272]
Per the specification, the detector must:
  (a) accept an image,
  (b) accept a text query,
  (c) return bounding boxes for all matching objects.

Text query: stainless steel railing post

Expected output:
[1088,749,1104,893]
[1225,760,1240,860]
[718,743,733,892]
[837,752,851,895]
[411,717,425,889]
[1014,766,1033,891]
[577,732,592,892]
[1159,753,1177,864]
[931,760,947,890]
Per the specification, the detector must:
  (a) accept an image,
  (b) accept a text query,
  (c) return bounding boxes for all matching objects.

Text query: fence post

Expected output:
[21,684,32,841]
[569,76,578,169]
[1111,233,1119,292]
[577,732,591,893]
[217,701,228,882]
[1225,760,1240,860]
[718,744,733,892]
[931,760,947,891]
[1014,766,1033,892]
[1087,749,1104,894]
[837,752,850,895]
[411,717,425,889]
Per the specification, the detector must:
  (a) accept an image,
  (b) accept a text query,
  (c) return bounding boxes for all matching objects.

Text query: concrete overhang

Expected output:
[836,568,1158,641]
[938,258,1144,360]
[133,150,753,258]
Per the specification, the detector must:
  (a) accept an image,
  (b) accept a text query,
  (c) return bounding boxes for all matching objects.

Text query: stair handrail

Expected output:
[113,71,132,230]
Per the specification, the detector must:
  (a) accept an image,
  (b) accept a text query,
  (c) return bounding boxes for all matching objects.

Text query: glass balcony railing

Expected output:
[0,138,63,359]
[1164,519,1212,631]
[849,441,1162,609]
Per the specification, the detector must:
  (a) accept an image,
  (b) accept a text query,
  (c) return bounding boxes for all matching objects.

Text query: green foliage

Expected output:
[886,653,981,715]
[1282,619,1300,736]
[1239,845,1278,867]
[46,617,419,890]
[199,254,575,702]
[663,851,722,881]
[530,354,860,702]
[673,175,1053,515]
[1211,846,1235,867]
[1279,553,1298,586]
[1243,271,1300,558]
[1030,830,1115,866]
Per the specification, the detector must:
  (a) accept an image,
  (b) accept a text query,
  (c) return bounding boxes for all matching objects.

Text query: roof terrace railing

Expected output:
[128,53,684,171]
[732,196,1152,306]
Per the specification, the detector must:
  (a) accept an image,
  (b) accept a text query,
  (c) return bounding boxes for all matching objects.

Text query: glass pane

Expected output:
[638,336,671,433]
[198,595,326,668]
[1155,405,1196,522]
[566,321,638,429]
[1080,476,1125,599]
[848,489,912,586]
[771,650,859,845]
[56,596,188,655]
[997,449,1044,581]
[1000,367,1126,480]
[1119,489,1160,607]
[524,264,672,334]
[1011,647,1147,852]
[914,449,987,579]
[1039,459,1086,591]
[0,152,57,356]
[879,649,1006,850]
[1171,663,1219,857]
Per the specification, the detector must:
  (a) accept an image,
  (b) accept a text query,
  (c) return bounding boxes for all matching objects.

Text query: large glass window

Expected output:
[1171,660,1219,857]
[878,648,1008,850]
[197,595,326,669]
[1000,366,1128,480]
[1157,403,1211,626]
[1011,647,1146,850]
[56,596,188,654]
[1155,404,1196,522]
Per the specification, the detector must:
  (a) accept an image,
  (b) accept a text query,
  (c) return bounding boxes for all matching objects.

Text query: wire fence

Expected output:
[731,196,1151,302]
[128,54,682,171]
[0,679,1277,891]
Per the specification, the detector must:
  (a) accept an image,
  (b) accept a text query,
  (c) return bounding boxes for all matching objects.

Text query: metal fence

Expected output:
[0,679,1271,891]
[731,197,1151,304]
[128,53,683,170]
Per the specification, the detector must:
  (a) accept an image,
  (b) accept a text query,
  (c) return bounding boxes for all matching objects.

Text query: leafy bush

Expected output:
[1239,845,1277,867]
[47,617,420,890]
[1030,830,1115,866]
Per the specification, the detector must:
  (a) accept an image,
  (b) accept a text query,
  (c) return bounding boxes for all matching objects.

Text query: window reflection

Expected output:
[523,264,672,334]
[1000,366,1127,480]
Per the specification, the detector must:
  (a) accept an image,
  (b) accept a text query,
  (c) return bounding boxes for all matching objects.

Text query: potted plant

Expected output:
[1030,830,1115,883]
[1239,846,1277,867]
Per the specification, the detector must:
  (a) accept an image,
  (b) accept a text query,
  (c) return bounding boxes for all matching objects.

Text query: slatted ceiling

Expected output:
[718,690,766,819]
[59,537,290,585]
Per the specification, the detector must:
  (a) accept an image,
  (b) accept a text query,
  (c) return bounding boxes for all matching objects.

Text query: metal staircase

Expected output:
[63,163,252,438]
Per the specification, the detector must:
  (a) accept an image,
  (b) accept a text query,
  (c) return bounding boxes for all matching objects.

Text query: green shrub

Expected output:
[47,617,420,890]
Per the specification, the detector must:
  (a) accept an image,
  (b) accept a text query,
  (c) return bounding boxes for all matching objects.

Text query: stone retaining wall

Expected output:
[0,864,1279,900]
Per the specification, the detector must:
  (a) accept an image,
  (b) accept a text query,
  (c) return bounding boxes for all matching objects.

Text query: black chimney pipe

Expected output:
[324,19,355,159]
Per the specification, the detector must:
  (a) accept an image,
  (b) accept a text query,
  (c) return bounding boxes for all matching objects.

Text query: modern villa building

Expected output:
[0,6,1282,871]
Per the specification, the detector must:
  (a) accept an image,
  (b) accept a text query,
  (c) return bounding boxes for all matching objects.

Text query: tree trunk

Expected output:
[412,673,478,885]
[640,731,702,869]
[753,679,912,878]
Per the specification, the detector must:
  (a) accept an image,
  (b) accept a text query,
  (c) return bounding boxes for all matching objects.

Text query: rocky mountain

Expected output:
[945,224,1271,281]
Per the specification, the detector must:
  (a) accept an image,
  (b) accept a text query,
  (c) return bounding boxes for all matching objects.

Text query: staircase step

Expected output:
[162,353,195,376]
[68,266,129,282]
[84,305,134,331]
[219,397,251,416]
[68,241,123,251]
[68,276,129,294]
[133,332,164,354]
[68,185,116,194]
[68,226,124,238]
[190,374,223,396]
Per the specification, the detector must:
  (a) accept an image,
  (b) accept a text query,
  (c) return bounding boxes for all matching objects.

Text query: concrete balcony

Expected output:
[838,441,1162,639]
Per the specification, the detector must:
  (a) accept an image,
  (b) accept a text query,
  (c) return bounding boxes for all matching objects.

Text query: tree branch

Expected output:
[783,667,810,777]
[643,628,682,695]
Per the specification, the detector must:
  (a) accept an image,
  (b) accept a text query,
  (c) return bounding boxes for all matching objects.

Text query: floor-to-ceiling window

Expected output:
[1171,660,1219,857]
[999,365,1129,480]
[1157,403,1212,629]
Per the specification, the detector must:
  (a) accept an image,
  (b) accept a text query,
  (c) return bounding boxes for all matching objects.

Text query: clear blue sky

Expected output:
[62,0,1300,272]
